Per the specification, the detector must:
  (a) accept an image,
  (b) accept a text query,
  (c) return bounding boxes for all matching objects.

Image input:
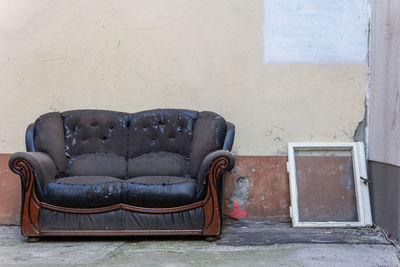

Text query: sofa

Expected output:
[9,109,235,239]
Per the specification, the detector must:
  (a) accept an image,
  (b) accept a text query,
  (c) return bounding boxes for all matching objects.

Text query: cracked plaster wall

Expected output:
[0,0,368,155]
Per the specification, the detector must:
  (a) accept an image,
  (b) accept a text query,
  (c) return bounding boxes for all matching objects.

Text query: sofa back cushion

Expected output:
[127,109,198,158]
[69,154,127,178]
[62,110,129,177]
[34,112,66,173]
[189,111,227,178]
[32,109,228,180]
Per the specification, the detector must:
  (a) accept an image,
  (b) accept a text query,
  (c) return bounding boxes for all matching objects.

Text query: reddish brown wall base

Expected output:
[0,154,291,225]
[0,154,21,225]
[223,156,290,221]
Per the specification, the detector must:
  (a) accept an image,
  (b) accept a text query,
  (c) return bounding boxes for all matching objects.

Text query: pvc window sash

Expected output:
[287,142,372,228]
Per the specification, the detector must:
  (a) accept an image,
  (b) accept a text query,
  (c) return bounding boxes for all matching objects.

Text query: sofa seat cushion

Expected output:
[122,176,198,208]
[44,176,123,208]
[127,152,188,178]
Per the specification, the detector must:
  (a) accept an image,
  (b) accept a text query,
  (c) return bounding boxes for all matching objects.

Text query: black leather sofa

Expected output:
[9,109,235,239]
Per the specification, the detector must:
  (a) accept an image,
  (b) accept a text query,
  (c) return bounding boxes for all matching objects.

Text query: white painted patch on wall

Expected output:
[264,0,369,64]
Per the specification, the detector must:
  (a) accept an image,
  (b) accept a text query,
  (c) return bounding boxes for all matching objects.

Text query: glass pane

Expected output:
[294,149,358,222]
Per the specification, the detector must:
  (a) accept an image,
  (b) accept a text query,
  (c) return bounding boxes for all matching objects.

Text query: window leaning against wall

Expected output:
[287,142,372,228]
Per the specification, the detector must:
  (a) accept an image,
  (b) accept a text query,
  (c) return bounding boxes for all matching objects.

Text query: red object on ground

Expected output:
[227,200,246,219]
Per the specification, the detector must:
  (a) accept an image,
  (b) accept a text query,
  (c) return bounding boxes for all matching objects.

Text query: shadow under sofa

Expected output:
[9,109,235,239]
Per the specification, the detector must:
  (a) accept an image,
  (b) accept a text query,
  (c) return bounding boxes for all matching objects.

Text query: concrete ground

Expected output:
[0,220,398,266]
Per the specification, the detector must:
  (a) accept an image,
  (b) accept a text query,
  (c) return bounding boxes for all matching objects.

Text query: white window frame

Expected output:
[287,142,372,228]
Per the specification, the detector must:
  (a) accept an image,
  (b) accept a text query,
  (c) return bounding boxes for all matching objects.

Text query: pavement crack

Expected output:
[100,242,126,261]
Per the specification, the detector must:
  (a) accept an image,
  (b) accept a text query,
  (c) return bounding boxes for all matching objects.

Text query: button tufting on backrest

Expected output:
[128,109,198,158]
[59,110,130,178]
[62,109,129,161]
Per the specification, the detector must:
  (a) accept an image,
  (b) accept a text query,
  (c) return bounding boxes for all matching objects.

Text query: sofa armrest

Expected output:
[9,152,58,192]
[196,150,235,199]
[8,152,57,236]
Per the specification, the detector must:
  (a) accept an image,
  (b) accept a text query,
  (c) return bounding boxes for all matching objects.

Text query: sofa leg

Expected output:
[27,237,41,243]
[205,236,219,242]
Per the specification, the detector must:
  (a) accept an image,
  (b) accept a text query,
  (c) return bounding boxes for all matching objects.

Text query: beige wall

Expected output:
[0,0,367,155]
[369,0,400,166]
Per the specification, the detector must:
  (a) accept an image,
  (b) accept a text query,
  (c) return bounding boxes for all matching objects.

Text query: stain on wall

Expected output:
[226,176,249,219]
